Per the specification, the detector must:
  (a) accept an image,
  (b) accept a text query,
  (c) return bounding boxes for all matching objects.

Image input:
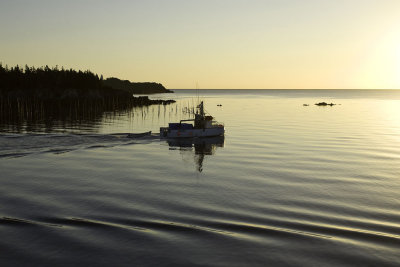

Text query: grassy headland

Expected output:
[0,64,175,127]
[103,77,173,95]
[0,64,172,100]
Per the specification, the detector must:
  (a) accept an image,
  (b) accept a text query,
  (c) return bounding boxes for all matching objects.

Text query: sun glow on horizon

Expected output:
[352,29,400,90]
[1,0,400,89]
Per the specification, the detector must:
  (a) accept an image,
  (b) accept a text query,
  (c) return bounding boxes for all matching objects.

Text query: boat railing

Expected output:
[180,119,195,123]
[211,121,224,127]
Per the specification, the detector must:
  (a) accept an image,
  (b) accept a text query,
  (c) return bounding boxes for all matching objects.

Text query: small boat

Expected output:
[160,101,224,138]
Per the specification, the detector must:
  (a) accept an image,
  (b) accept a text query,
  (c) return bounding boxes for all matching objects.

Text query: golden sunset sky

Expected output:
[1,0,400,89]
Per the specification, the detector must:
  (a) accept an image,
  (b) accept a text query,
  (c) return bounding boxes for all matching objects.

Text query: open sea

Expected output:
[1,89,400,266]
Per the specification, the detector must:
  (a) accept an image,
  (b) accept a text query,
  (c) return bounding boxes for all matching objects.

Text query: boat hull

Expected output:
[160,127,224,138]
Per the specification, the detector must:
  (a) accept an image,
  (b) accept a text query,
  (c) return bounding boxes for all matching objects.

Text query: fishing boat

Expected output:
[160,101,224,138]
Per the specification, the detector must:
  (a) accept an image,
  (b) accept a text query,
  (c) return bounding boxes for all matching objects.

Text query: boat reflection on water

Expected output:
[167,136,225,172]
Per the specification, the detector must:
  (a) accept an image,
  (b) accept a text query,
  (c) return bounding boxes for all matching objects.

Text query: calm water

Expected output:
[1,90,400,266]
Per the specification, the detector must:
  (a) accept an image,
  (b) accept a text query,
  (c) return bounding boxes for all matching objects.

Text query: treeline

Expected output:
[0,64,172,99]
[0,64,130,99]
[0,64,175,125]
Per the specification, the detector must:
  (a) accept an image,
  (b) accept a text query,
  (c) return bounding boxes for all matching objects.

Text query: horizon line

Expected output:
[171,88,400,90]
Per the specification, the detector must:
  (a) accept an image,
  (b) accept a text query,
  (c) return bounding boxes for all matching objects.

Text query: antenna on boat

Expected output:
[196,81,200,106]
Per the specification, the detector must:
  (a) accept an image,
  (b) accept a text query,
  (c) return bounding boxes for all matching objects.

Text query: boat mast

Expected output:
[198,101,205,117]
[194,101,205,128]
[196,81,200,107]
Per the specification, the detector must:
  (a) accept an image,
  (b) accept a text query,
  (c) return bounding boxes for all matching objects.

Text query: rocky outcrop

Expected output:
[315,102,336,106]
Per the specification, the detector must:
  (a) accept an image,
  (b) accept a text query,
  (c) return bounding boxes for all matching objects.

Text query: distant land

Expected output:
[0,64,172,100]
[103,77,173,95]
[0,64,175,123]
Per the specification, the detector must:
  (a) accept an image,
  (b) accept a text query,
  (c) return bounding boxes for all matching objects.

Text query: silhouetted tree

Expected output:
[0,64,172,100]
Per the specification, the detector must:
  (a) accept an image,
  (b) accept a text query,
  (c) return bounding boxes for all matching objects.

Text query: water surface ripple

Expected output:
[1,90,400,266]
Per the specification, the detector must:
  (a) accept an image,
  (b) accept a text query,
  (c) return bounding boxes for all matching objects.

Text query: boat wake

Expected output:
[0,133,160,159]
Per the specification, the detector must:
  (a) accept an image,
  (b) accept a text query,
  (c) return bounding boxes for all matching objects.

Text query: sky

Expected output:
[1,0,400,89]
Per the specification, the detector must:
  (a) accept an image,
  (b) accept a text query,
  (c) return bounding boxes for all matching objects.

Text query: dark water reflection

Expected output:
[0,99,182,133]
[0,100,121,133]
[167,136,224,172]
